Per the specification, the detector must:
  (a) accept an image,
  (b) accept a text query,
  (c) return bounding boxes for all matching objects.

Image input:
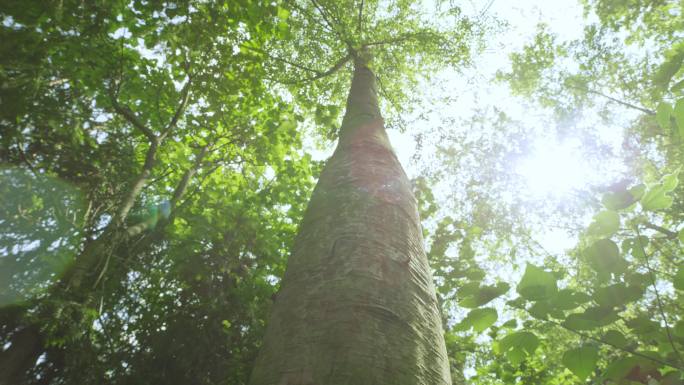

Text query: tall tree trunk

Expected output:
[249,55,451,384]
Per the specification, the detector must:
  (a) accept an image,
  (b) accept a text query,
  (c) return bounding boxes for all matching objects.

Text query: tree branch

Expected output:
[241,45,323,74]
[635,227,684,367]
[309,0,348,45]
[170,144,210,208]
[114,139,159,226]
[643,222,678,239]
[161,79,192,138]
[357,0,364,33]
[364,31,437,47]
[566,83,655,115]
[284,0,335,34]
[109,94,157,141]
[547,319,684,371]
[282,53,352,84]
[125,143,211,237]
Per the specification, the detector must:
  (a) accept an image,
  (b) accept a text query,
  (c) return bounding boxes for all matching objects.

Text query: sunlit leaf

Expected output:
[563,307,617,330]
[595,283,643,308]
[550,289,591,311]
[499,331,539,365]
[641,184,674,211]
[516,264,557,301]
[674,266,684,291]
[674,321,684,338]
[584,239,627,279]
[458,282,510,308]
[675,99,684,136]
[455,308,498,333]
[602,190,635,210]
[603,330,629,348]
[562,346,598,381]
[587,210,620,238]
[656,102,673,130]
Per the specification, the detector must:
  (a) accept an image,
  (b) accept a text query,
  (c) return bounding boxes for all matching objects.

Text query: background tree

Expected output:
[2,1,683,385]
[432,0,684,384]
[1,1,316,384]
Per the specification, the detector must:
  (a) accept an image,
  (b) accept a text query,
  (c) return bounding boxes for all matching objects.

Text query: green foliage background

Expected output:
[0,0,683,384]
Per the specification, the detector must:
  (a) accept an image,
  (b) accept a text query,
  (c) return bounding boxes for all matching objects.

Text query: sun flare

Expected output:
[517,137,589,198]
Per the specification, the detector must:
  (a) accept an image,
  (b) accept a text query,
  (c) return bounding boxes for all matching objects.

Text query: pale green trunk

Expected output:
[249,57,451,384]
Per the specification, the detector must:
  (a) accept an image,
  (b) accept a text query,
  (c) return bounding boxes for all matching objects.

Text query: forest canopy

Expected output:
[1,0,683,384]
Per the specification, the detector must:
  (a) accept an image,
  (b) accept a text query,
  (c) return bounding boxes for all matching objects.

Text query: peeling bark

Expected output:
[249,56,451,384]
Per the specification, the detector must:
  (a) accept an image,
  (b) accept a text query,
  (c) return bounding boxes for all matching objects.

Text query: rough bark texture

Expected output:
[249,57,451,385]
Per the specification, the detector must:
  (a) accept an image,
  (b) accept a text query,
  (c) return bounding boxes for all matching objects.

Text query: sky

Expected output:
[382,0,630,256]
[297,0,626,258]
[388,0,588,167]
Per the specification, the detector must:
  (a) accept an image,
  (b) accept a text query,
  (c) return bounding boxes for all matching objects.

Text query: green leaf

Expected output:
[622,236,649,259]
[499,331,540,365]
[674,266,684,291]
[551,289,591,311]
[662,169,680,191]
[641,171,679,211]
[500,331,539,354]
[587,210,620,238]
[626,316,660,334]
[458,282,510,308]
[603,330,629,348]
[455,308,498,333]
[641,184,674,211]
[628,184,646,200]
[562,346,598,381]
[506,348,526,366]
[501,319,518,329]
[675,99,684,136]
[656,102,673,130]
[674,320,684,338]
[679,228,684,244]
[516,264,557,301]
[595,283,644,308]
[563,313,598,331]
[601,190,636,210]
[582,306,618,326]
[563,307,617,330]
[602,357,639,381]
[584,239,627,279]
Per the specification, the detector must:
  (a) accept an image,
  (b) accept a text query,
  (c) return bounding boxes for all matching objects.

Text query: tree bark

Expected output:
[249,55,451,384]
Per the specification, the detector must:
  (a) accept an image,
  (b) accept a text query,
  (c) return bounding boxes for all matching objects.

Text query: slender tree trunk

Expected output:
[249,55,451,384]
[0,145,208,384]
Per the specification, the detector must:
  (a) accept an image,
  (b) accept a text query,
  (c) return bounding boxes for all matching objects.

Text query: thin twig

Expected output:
[282,54,352,84]
[109,95,156,141]
[643,222,678,239]
[635,226,684,367]
[547,318,684,371]
[566,83,655,115]
[309,0,348,45]
[357,0,364,33]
